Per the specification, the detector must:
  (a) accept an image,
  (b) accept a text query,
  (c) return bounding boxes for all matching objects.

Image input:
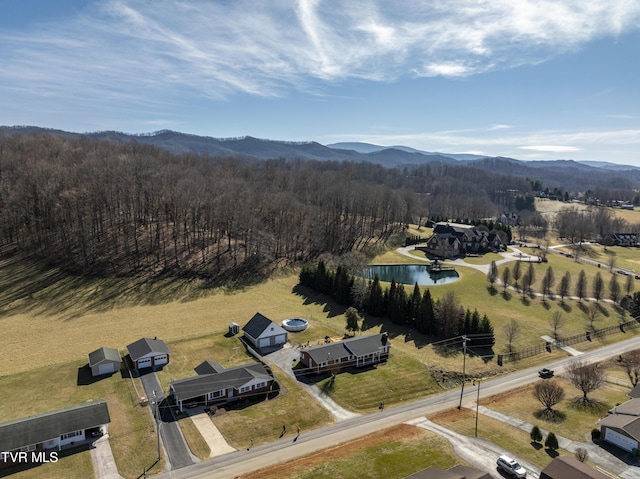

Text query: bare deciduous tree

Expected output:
[487,260,498,290]
[586,304,601,330]
[502,267,511,293]
[593,272,604,303]
[621,350,640,387]
[566,360,605,404]
[503,319,521,352]
[550,311,565,341]
[575,270,587,302]
[557,271,571,303]
[609,273,621,304]
[533,380,565,414]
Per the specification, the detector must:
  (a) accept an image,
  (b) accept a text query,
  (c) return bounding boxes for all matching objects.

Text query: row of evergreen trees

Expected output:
[299,261,495,345]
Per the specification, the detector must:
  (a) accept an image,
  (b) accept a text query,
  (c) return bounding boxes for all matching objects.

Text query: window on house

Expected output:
[255,381,267,389]
[239,385,251,393]
[207,389,224,400]
[20,444,36,452]
[61,430,82,440]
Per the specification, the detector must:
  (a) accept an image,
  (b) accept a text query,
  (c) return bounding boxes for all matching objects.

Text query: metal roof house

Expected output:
[0,400,110,469]
[87,347,122,376]
[170,361,274,412]
[242,312,288,353]
[126,337,171,371]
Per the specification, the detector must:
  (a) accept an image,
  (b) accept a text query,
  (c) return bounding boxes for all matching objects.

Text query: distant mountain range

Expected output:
[2,126,639,190]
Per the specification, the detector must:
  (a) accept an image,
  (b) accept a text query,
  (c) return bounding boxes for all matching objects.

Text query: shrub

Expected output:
[530,425,543,443]
[591,428,601,441]
[545,432,559,450]
[575,448,589,462]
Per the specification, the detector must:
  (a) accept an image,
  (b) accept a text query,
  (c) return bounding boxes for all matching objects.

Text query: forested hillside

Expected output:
[0,134,538,281]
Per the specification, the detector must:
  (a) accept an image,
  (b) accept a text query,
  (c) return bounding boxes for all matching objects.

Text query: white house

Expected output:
[126,337,171,371]
[242,312,288,353]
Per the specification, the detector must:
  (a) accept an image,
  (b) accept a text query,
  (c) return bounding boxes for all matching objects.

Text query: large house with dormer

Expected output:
[417,222,501,259]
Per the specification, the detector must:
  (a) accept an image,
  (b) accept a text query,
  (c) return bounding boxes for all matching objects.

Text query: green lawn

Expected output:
[0,362,165,479]
[240,425,460,479]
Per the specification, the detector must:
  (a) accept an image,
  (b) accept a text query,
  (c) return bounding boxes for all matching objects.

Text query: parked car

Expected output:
[497,455,527,478]
[538,368,554,379]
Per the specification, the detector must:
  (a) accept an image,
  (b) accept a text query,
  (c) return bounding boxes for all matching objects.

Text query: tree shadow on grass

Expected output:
[501,290,512,301]
[560,302,572,313]
[545,448,560,458]
[533,409,566,423]
[530,441,543,450]
[568,398,609,414]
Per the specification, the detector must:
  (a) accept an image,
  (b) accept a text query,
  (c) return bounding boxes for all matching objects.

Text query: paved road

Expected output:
[154,335,640,479]
[139,371,196,470]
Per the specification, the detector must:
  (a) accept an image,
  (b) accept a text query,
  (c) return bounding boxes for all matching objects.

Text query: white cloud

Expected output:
[1,0,639,102]
[519,145,581,152]
[488,124,514,131]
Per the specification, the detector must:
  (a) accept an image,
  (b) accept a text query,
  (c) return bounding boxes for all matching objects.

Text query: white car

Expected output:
[497,455,527,478]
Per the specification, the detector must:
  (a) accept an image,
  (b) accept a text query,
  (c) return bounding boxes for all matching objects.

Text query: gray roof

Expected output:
[630,383,640,399]
[242,312,277,338]
[171,362,273,403]
[303,334,388,365]
[610,398,640,416]
[126,337,171,361]
[88,347,121,367]
[599,414,640,441]
[448,465,491,479]
[194,360,225,375]
[540,455,610,479]
[0,400,110,451]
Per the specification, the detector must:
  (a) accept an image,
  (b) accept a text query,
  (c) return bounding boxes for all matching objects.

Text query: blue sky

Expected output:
[1,1,640,165]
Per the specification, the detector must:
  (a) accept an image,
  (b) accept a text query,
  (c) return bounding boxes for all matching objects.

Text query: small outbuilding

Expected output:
[126,337,171,371]
[242,312,288,353]
[87,347,121,376]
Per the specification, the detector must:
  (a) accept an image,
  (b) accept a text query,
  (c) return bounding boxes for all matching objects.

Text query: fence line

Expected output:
[498,318,640,365]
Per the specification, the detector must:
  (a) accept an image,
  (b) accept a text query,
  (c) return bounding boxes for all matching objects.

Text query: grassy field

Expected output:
[431,377,633,471]
[239,424,460,479]
[0,361,165,479]
[4,449,95,479]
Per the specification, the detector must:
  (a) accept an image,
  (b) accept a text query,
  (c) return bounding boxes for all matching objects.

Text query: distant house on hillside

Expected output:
[417,222,501,259]
[242,312,288,354]
[299,333,389,374]
[87,347,121,376]
[126,337,171,371]
[170,361,274,412]
[600,233,638,247]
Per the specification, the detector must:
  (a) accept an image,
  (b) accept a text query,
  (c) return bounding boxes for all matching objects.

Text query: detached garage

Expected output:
[87,347,122,377]
[127,337,171,372]
[598,398,640,452]
[242,312,288,354]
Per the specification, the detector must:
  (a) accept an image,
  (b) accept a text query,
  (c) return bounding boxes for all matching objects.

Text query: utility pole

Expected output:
[153,390,160,461]
[457,336,469,410]
[473,379,481,437]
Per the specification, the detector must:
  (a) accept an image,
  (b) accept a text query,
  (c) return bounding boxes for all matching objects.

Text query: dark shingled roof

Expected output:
[171,362,273,403]
[303,334,388,365]
[540,455,610,479]
[88,347,121,367]
[0,400,110,451]
[126,337,170,361]
[242,312,274,338]
[194,360,225,375]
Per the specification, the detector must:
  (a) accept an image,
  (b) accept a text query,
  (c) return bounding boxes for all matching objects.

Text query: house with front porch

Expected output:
[0,400,110,469]
[299,333,390,374]
[170,361,275,412]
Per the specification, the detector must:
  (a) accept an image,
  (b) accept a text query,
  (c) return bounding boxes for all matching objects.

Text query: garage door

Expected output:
[154,355,168,366]
[605,428,637,452]
[98,363,115,375]
[137,357,152,369]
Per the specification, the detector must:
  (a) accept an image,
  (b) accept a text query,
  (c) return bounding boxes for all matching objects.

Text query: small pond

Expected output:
[361,264,460,286]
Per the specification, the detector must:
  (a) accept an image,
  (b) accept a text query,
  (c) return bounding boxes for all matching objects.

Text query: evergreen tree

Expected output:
[367,274,384,317]
[471,309,481,334]
[545,432,559,451]
[416,289,435,335]
[409,283,422,327]
[480,315,495,347]
[530,425,543,443]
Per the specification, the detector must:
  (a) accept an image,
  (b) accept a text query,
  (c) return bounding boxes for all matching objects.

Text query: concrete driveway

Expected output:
[265,345,359,421]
